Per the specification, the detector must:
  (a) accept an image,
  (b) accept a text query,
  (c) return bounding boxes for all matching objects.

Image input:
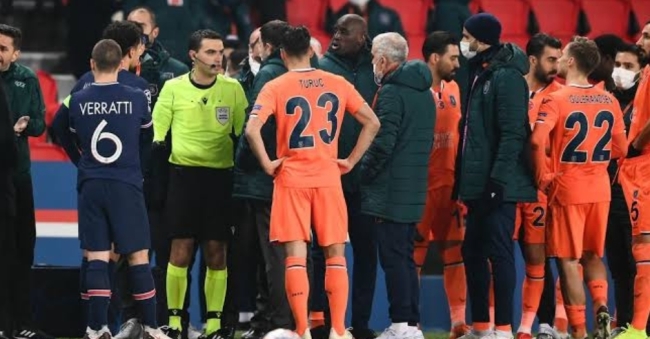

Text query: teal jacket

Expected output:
[454,43,536,202]
[318,46,377,193]
[359,61,435,223]
[139,40,190,108]
[0,63,46,177]
[232,50,287,202]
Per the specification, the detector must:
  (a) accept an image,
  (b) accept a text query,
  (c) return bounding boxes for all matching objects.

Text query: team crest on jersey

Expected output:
[148,84,159,97]
[162,72,174,80]
[483,81,490,94]
[450,95,457,107]
[216,107,230,125]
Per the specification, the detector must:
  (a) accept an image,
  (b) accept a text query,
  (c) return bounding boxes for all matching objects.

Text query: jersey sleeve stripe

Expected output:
[141,120,153,129]
[69,127,76,133]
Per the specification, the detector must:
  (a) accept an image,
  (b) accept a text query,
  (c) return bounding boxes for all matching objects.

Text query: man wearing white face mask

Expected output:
[604,43,647,337]
[455,13,536,339]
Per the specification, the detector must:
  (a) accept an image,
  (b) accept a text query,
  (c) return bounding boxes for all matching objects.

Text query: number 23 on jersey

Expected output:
[285,92,340,150]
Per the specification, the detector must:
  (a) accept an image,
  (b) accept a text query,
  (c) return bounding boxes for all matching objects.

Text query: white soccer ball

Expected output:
[263,328,301,339]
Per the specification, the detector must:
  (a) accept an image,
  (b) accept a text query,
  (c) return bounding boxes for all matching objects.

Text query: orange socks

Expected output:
[325,256,349,336]
[442,246,467,326]
[414,243,428,277]
[587,279,608,312]
[309,311,325,328]
[285,257,309,336]
[565,305,586,339]
[632,243,650,330]
[489,273,495,327]
[519,264,545,334]
[555,278,568,334]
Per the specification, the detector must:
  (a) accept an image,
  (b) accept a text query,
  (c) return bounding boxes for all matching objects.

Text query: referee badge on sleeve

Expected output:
[216,107,231,125]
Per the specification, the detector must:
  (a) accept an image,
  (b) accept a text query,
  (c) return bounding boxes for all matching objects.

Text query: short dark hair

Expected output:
[568,36,601,75]
[526,33,562,58]
[281,25,311,58]
[130,6,157,27]
[0,24,22,50]
[593,34,626,60]
[102,21,143,58]
[188,29,223,52]
[422,31,459,61]
[260,20,290,50]
[229,48,248,69]
[92,39,123,72]
[617,43,648,68]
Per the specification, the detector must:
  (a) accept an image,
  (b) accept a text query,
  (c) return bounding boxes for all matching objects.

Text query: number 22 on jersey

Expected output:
[286,92,340,149]
[561,110,614,163]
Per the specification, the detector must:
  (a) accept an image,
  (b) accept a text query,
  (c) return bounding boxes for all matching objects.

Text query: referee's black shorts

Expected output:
[165,165,233,242]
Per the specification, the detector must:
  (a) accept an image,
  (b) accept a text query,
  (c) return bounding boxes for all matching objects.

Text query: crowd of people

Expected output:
[2,3,650,339]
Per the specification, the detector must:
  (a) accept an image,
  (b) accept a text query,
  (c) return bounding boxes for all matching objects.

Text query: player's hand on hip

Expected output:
[264,157,286,176]
[13,116,30,134]
[336,158,355,175]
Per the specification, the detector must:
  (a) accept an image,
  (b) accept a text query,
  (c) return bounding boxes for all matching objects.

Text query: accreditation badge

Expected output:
[216,107,231,125]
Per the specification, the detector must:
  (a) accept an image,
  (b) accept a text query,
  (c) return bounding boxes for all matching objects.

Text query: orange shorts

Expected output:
[269,185,348,246]
[514,190,547,244]
[415,186,465,243]
[546,202,609,259]
[618,156,650,237]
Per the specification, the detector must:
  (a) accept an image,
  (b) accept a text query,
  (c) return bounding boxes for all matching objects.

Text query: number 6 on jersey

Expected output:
[91,119,123,164]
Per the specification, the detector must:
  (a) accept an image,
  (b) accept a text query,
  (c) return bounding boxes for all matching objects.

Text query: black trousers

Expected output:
[242,199,293,331]
[605,198,635,328]
[462,201,516,327]
[0,174,36,331]
[375,218,419,324]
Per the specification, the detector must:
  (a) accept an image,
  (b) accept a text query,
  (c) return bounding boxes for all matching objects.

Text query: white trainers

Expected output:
[328,329,354,339]
[377,324,411,339]
[406,328,425,339]
[114,319,143,339]
[143,327,172,339]
[301,329,313,339]
[85,326,113,339]
[188,325,203,339]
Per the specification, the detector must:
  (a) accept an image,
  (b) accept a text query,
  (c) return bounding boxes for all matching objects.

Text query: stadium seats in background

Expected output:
[379,0,429,35]
[286,0,328,33]
[631,0,650,27]
[528,0,580,45]
[578,0,635,39]
[476,0,533,49]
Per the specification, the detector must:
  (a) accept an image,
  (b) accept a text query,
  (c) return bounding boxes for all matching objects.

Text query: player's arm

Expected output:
[359,88,402,182]
[51,96,81,166]
[152,81,174,144]
[245,86,279,175]
[489,72,529,187]
[610,105,628,159]
[631,118,650,152]
[232,82,248,137]
[21,77,46,137]
[531,98,559,189]
[137,91,154,175]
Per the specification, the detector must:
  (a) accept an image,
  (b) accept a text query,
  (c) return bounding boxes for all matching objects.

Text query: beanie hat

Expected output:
[464,13,502,46]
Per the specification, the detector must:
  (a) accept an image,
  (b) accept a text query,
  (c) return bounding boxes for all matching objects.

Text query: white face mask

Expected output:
[249,56,260,75]
[372,62,382,85]
[460,41,476,60]
[612,67,638,90]
[349,0,370,6]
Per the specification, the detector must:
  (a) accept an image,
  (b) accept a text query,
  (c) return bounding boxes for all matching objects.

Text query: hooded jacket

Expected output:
[454,43,537,203]
[319,45,378,193]
[359,60,435,223]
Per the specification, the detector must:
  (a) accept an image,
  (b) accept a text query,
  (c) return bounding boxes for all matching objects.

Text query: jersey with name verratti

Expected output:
[68,82,152,188]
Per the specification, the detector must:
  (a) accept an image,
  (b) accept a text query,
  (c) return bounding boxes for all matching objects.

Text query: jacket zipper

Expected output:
[458,73,485,200]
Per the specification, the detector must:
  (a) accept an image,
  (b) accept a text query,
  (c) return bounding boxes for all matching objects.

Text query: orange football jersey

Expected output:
[529,81,564,129]
[629,65,650,154]
[536,85,626,205]
[428,80,461,190]
[251,68,366,188]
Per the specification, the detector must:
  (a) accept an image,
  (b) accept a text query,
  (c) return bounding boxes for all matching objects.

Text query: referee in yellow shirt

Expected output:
[152,29,247,339]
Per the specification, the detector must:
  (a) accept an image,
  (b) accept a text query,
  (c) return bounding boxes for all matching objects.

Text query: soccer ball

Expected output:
[263,329,301,339]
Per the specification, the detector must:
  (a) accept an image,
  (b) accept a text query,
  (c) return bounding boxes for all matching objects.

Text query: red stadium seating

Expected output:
[328,0,348,12]
[528,0,580,40]
[407,34,426,60]
[632,0,650,26]
[579,0,632,38]
[379,0,429,35]
[476,0,531,44]
[286,0,327,32]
